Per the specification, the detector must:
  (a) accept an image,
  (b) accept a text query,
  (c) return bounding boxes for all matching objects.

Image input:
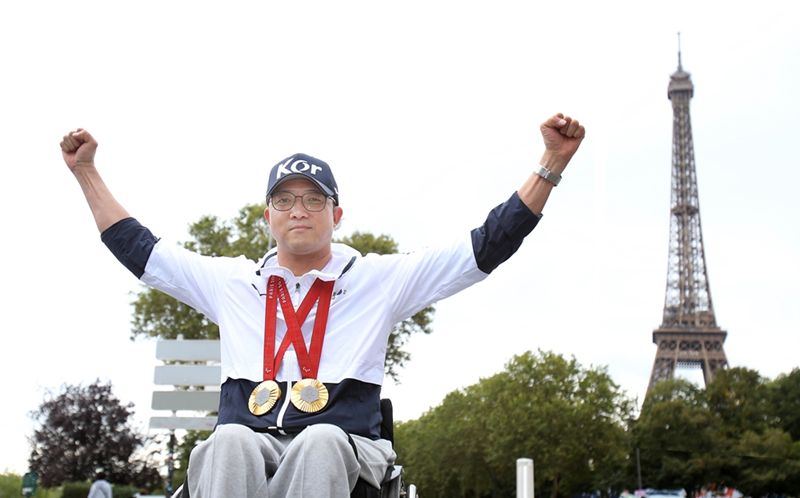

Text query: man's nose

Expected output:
[289,198,309,216]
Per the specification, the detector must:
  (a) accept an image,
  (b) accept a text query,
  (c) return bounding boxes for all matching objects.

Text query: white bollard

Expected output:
[516,458,534,498]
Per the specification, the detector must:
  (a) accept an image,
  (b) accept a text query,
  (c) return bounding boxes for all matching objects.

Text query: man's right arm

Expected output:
[60,129,131,233]
[61,129,232,320]
[62,128,160,279]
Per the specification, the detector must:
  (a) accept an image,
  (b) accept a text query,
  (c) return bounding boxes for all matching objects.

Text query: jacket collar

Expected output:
[255,243,360,281]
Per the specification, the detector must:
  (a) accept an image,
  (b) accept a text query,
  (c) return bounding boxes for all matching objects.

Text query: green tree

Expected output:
[729,428,800,497]
[485,351,634,498]
[707,367,800,495]
[131,204,434,381]
[28,380,161,489]
[396,350,634,498]
[396,385,498,498]
[636,368,800,494]
[705,367,775,438]
[769,367,800,442]
[60,482,91,498]
[0,472,50,498]
[634,379,719,494]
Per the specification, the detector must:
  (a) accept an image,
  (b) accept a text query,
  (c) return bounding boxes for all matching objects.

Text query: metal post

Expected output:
[628,418,642,491]
[167,431,176,498]
[636,447,642,491]
[516,458,534,498]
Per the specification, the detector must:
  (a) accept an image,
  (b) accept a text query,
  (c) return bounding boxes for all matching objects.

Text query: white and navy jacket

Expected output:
[102,192,541,439]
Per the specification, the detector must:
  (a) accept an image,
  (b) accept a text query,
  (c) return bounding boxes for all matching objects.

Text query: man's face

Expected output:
[264,178,343,260]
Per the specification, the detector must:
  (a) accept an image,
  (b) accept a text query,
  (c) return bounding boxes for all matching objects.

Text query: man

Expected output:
[61,113,584,498]
[87,471,112,498]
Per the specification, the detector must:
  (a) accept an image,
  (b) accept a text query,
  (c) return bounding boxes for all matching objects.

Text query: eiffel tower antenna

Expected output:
[647,48,729,395]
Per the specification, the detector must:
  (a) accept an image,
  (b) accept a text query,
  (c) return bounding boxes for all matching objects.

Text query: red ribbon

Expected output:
[263,276,334,381]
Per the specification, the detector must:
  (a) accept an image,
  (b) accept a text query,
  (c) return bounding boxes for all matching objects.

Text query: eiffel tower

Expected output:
[647,45,728,394]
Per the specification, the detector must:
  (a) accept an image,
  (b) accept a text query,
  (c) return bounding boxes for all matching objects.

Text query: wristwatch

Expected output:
[534,165,561,186]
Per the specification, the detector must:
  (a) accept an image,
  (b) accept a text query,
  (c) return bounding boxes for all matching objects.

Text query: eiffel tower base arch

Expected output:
[648,328,728,391]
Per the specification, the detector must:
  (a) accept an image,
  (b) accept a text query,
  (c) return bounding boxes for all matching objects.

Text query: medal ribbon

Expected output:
[262,276,334,381]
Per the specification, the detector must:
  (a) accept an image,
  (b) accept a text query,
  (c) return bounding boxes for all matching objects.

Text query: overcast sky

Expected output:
[1,0,797,475]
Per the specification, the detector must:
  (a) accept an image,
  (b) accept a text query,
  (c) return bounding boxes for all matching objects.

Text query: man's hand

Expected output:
[60,128,98,173]
[539,113,585,175]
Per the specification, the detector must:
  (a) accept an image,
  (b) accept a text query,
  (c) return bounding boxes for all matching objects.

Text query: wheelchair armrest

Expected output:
[385,465,403,482]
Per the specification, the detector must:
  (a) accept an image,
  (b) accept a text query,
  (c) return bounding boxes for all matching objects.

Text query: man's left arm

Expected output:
[470,113,585,274]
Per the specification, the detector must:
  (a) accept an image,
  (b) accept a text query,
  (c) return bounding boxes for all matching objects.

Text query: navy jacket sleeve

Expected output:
[100,217,159,279]
[470,192,542,274]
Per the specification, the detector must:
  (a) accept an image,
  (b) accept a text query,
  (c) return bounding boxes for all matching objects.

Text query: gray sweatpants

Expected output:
[186,424,395,498]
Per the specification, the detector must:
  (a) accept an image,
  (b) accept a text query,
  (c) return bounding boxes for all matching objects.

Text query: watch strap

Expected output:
[534,165,561,186]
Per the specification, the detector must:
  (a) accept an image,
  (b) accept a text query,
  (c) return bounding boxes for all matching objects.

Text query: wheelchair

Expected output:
[351,399,417,498]
[174,399,417,498]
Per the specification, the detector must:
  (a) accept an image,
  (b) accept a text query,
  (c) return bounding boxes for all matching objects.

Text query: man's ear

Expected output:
[264,207,271,225]
[333,206,344,228]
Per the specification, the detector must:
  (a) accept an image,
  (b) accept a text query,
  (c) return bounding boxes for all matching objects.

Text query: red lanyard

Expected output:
[263,276,334,381]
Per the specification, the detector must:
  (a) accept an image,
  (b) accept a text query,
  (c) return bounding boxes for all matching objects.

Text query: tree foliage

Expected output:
[634,379,720,494]
[27,380,161,489]
[395,350,634,498]
[634,367,800,496]
[61,482,141,498]
[130,204,434,382]
[769,367,800,441]
[396,361,800,497]
[0,472,48,498]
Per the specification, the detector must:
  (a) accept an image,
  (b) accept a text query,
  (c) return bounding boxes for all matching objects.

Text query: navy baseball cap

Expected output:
[266,153,339,206]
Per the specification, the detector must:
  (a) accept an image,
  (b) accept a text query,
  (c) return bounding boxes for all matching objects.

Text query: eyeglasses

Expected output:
[270,192,331,212]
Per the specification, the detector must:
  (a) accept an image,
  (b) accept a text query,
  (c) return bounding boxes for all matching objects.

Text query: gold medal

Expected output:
[249,380,281,416]
[291,378,329,413]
